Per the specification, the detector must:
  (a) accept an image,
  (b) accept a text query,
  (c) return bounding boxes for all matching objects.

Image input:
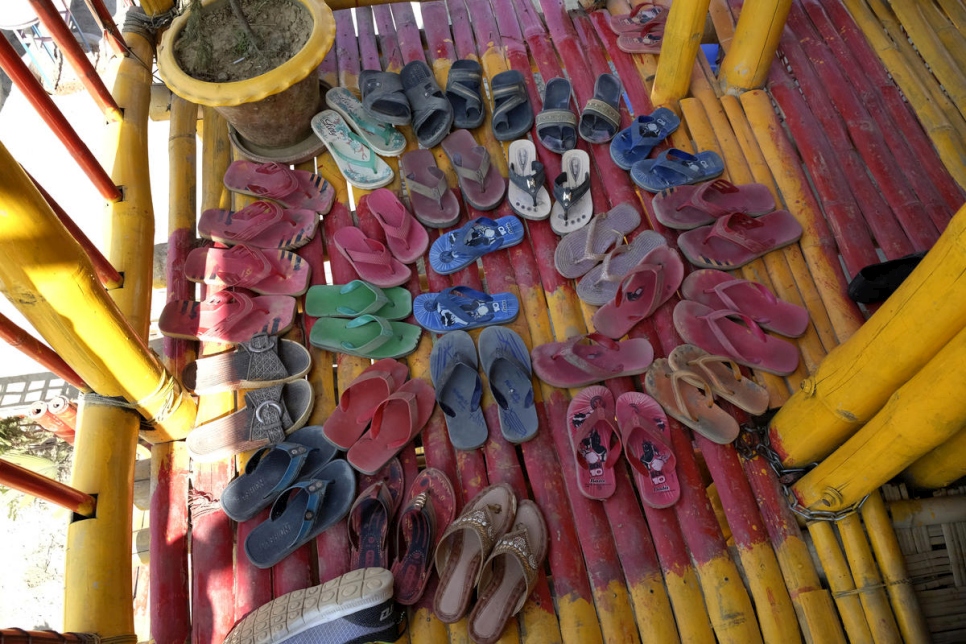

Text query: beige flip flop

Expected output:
[668,344,769,415]
[643,359,739,444]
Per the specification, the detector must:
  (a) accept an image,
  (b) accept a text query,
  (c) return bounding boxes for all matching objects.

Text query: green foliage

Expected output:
[0,416,73,519]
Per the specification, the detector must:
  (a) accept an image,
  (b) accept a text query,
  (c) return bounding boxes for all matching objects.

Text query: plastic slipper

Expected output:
[186,380,314,462]
[553,202,643,279]
[309,315,422,360]
[467,499,547,644]
[668,343,769,415]
[364,188,429,264]
[579,73,622,144]
[531,332,654,388]
[325,86,406,157]
[847,250,927,304]
[347,379,436,475]
[631,148,725,193]
[348,482,396,569]
[550,149,593,235]
[592,245,684,338]
[609,108,680,170]
[652,179,777,230]
[446,59,486,129]
[617,13,667,54]
[568,386,622,500]
[392,468,457,605]
[507,140,551,220]
[441,129,506,211]
[181,333,311,395]
[478,326,538,443]
[356,457,406,520]
[244,460,357,569]
[616,392,680,508]
[535,77,578,154]
[430,330,488,450]
[672,300,800,376]
[608,3,664,33]
[644,358,740,443]
[681,269,809,337]
[401,60,454,148]
[183,244,311,296]
[360,69,411,125]
[305,280,412,320]
[312,110,394,190]
[223,160,334,213]
[400,148,461,228]
[414,286,520,333]
[490,70,534,141]
[332,226,412,289]
[434,483,517,623]
[576,230,668,306]
[677,210,803,270]
[322,358,410,450]
[159,291,297,344]
[428,215,525,275]
[199,200,318,250]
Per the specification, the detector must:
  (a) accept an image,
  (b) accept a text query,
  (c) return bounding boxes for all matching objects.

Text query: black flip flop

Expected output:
[848,251,927,304]
[580,73,623,143]
[446,59,486,129]
[490,70,534,141]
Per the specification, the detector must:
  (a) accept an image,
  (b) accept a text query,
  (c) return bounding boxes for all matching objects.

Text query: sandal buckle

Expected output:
[247,333,275,353]
[254,400,283,424]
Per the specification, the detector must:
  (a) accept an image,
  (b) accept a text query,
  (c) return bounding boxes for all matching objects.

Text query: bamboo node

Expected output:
[79,369,183,428]
[800,377,816,395]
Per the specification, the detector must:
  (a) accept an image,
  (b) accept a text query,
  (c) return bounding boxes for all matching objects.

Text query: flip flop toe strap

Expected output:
[579,216,623,264]
[247,163,300,200]
[553,167,590,212]
[667,369,715,423]
[710,278,778,312]
[702,308,770,362]
[691,179,741,216]
[688,354,745,397]
[650,149,708,185]
[270,479,329,544]
[452,147,492,188]
[369,390,419,448]
[509,159,546,207]
[343,239,395,268]
[338,280,390,316]
[341,314,396,354]
[706,213,771,254]
[245,442,310,497]
[244,384,293,443]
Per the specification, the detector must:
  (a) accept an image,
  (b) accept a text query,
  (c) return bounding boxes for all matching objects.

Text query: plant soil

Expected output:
[174,0,312,83]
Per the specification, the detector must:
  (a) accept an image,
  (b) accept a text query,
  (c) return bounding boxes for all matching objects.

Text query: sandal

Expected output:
[348,482,397,569]
[531,332,654,388]
[592,246,684,338]
[159,291,297,344]
[430,330,488,451]
[312,110,394,190]
[305,280,412,320]
[568,385,623,500]
[479,326,538,444]
[507,140,551,220]
[199,200,318,250]
[332,226,411,288]
[360,69,412,125]
[644,358,740,444]
[441,129,506,211]
[550,149,593,235]
[677,211,803,270]
[616,392,680,508]
[400,148,461,228]
[309,314,422,360]
[652,179,777,230]
[223,160,334,213]
[631,148,725,193]
[579,73,622,144]
[364,188,430,264]
[414,286,520,333]
[608,3,664,33]
[616,13,667,54]
[183,244,311,296]
[535,77,578,153]
[428,215,525,275]
[181,333,312,395]
[322,358,410,450]
[325,86,406,157]
[667,344,769,415]
[401,59,454,148]
[575,231,668,306]
[609,107,680,170]
[490,70,534,141]
[446,59,486,129]
[553,202,642,278]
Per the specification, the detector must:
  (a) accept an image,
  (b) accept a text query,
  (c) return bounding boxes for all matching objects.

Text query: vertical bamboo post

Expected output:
[807,521,875,642]
[837,514,902,642]
[651,0,712,108]
[717,0,791,93]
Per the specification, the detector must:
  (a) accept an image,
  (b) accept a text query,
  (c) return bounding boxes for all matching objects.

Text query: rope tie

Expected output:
[79,370,182,428]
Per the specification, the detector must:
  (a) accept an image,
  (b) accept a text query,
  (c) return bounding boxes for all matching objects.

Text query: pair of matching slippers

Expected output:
[428,215,525,275]
[400,149,461,228]
[575,230,668,306]
[508,140,551,220]
[332,226,412,288]
[159,291,296,344]
[184,244,311,297]
[579,73,623,144]
[360,188,430,264]
[446,60,486,129]
[311,110,394,189]
[554,202,641,278]
[631,148,725,193]
[652,179,776,230]
[348,459,404,570]
[181,333,311,395]
[441,129,506,211]
[607,2,664,33]
[322,359,411,450]
[531,332,654,388]
[310,314,422,360]
[224,160,334,214]
[491,70,534,141]
[536,77,578,153]
[362,61,454,148]
[616,11,667,54]
[677,211,804,270]
[550,149,593,235]
[414,286,520,334]
[306,280,412,320]
[199,200,318,251]
[610,107,680,170]
[325,87,406,157]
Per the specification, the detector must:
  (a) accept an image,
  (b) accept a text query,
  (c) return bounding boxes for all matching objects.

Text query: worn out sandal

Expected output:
[309,315,422,360]
[652,179,777,230]
[479,326,538,444]
[348,482,397,570]
[553,202,642,278]
[609,107,680,170]
[199,200,318,250]
[181,333,311,395]
[360,69,411,126]
[490,70,534,141]
[401,60,454,148]
[441,129,506,211]
[223,160,334,213]
[312,110,394,190]
[575,231,668,306]
[414,286,520,333]
[531,332,654,388]
[677,211,803,270]
[347,379,436,475]
[644,358,739,444]
[325,86,406,157]
[322,358,410,450]
[183,243,311,296]
[631,148,725,193]
[579,73,622,143]
[428,215,524,275]
[536,77,578,153]
[609,3,664,32]
[446,59,486,129]
[159,291,297,344]
[668,343,769,415]
[400,149,461,228]
[616,392,680,508]
[305,280,412,320]
[332,226,412,288]
[430,330,488,450]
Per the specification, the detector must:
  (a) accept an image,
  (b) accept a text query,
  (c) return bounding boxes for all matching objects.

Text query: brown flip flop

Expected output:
[643,359,739,444]
[667,344,769,415]
[347,481,397,570]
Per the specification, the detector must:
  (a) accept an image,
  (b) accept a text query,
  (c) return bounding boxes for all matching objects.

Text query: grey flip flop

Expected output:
[360,70,411,126]
[553,202,643,279]
[576,231,668,305]
[446,59,486,129]
[579,73,623,144]
[181,332,311,395]
[490,70,534,141]
[401,60,454,148]
[478,326,538,443]
[430,330,488,451]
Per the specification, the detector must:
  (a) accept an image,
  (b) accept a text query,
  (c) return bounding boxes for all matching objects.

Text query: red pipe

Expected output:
[0,459,95,516]
[0,35,121,202]
[0,630,93,643]
[80,0,128,56]
[27,400,76,444]
[0,312,88,391]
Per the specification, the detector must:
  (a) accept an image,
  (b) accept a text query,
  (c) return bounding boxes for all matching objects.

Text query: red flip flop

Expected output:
[364,188,430,265]
[616,14,666,54]
[608,2,664,33]
[183,244,312,296]
[347,379,436,475]
[681,269,809,337]
[223,160,334,213]
[441,129,506,211]
[198,201,318,250]
[616,392,679,508]
[531,333,654,388]
[400,149,461,228]
[332,226,412,289]
[652,179,777,230]
[677,210,803,270]
[322,359,410,450]
[568,386,623,500]
[159,291,296,344]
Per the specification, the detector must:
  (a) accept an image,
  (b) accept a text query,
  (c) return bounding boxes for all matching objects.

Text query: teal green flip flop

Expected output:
[305,281,412,320]
[310,314,422,359]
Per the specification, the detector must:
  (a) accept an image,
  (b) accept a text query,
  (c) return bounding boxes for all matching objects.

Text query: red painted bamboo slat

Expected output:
[334,10,361,90]
[356,8,380,71]
[190,462,236,644]
[233,508,273,621]
[149,443,190,644]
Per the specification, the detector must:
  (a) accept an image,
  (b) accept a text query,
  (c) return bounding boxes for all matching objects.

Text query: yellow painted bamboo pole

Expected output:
[860,492,932,644]
[918,0,966,73]
[139,0,174,16]
[936,0,966,39]
[836,514,902,642]
[903,424,966,489]
[707,0,735,54]
[888,495,966,527]
[651,0,712,109]
[717,0,791,94]
[807,521,874,643]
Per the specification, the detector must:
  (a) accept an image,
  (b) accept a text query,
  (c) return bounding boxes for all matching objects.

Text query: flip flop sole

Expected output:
[325,87,406,157]
[478,326,538,443]
[430,331,489,451]
[305,282,412,320]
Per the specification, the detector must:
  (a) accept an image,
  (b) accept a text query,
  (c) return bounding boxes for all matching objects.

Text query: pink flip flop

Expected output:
[616,14,666,54]
[681,269,809,337]
[223,160,335,213]
[608,2,664,33]
[347,379,436,475]
[672,300,800,376]
[332,226,412,289]
[183,244,311,296]
[400,149,461,228]
[644,359,740,444]
[652,179,776,230]
[198,201,318,250]
[592,246,684,339]
[322,359,410,450]
[531,333,654,388]
[616,392,679,508]
[159,291,296,344]
[364,188,430,264]
[568,386,623,500]
[677,210,803,270]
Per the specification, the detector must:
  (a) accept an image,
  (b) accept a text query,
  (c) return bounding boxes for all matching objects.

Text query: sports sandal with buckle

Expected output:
[536,77,578,153]
[490,70,534,141]
[360,69,412,125]
[181,332,312,395]
[507,140,551,220]
[446,59,486,129]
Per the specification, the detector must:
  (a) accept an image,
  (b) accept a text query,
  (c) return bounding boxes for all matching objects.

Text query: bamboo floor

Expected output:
[148,0,966,641]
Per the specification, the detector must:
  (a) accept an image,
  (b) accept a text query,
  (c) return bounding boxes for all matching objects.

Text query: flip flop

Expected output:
[305,280,412,320]
[535,77,578,154]
[183,244,311,296]
[434,483,518,623]
[400,149,461,228]
[616,392,680,508]
[401,59,454,148]
[430,330,488,451]
[223,160,334,213]
[479,326,538,443]
[681,269,809,337]
[592,245,685,338]
[608,3,664,32]
[244,460,357,569]
[348,482,397,570]
[531,333,654,388]
[356,457,406,519]
[668,343,769,415]
[360,69,411,126]
[392,468,457,605]
[364,188,429,264]
[467,499,547,644]
[644,358,740,444]
[631,148,725,193]
[609,108,680,170]
[441,129,506,211]
[159,291,297,344]
[325,86,406,157]
[414,286,520,333]
[446,59,486,129]
[428,215,525,275]
[346,379,437,475]
[652,179,777,230]
[181,333,311,395]
[579,73,622,144]
[322,358,410,450]
[331,226,412,288]
[575,230,668,306]
[677,211,803,270]
[309,315,422,360]
[507,140,551,220]
[568,386,622,500]
[312,110,394,190]
[198,200,318,250]
[847,250,927,304]
[186,380,315,462]
[616,13,667,54]
[550,149,593,235]
[490,70,534,141]
[553,202,643,279]
[672,300,800,376]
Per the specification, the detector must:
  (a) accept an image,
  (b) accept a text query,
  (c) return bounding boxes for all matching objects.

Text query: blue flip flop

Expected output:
[430,331,488,450]
[478,326,538,443]
[413,286,520,333]
[428,216,525,275]
[610,108,680,170]
[631,148,725,193]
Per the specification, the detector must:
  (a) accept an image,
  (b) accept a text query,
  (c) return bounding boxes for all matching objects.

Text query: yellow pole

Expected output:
[836,514,902,643]
[650,0,712,109]
[138,0,175,16]
[889,495,966,527]
[717,0,792,94]
[807,521,874,643]
[903,425,966,489]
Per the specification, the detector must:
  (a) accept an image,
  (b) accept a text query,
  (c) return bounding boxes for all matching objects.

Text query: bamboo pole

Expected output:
[717,0,791,93]
[807,521,875,642]
[903,424,966,489]
[889,495,966,527]
[0,458,95,515]
[651,0,712,108]
[837,514,902,642]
